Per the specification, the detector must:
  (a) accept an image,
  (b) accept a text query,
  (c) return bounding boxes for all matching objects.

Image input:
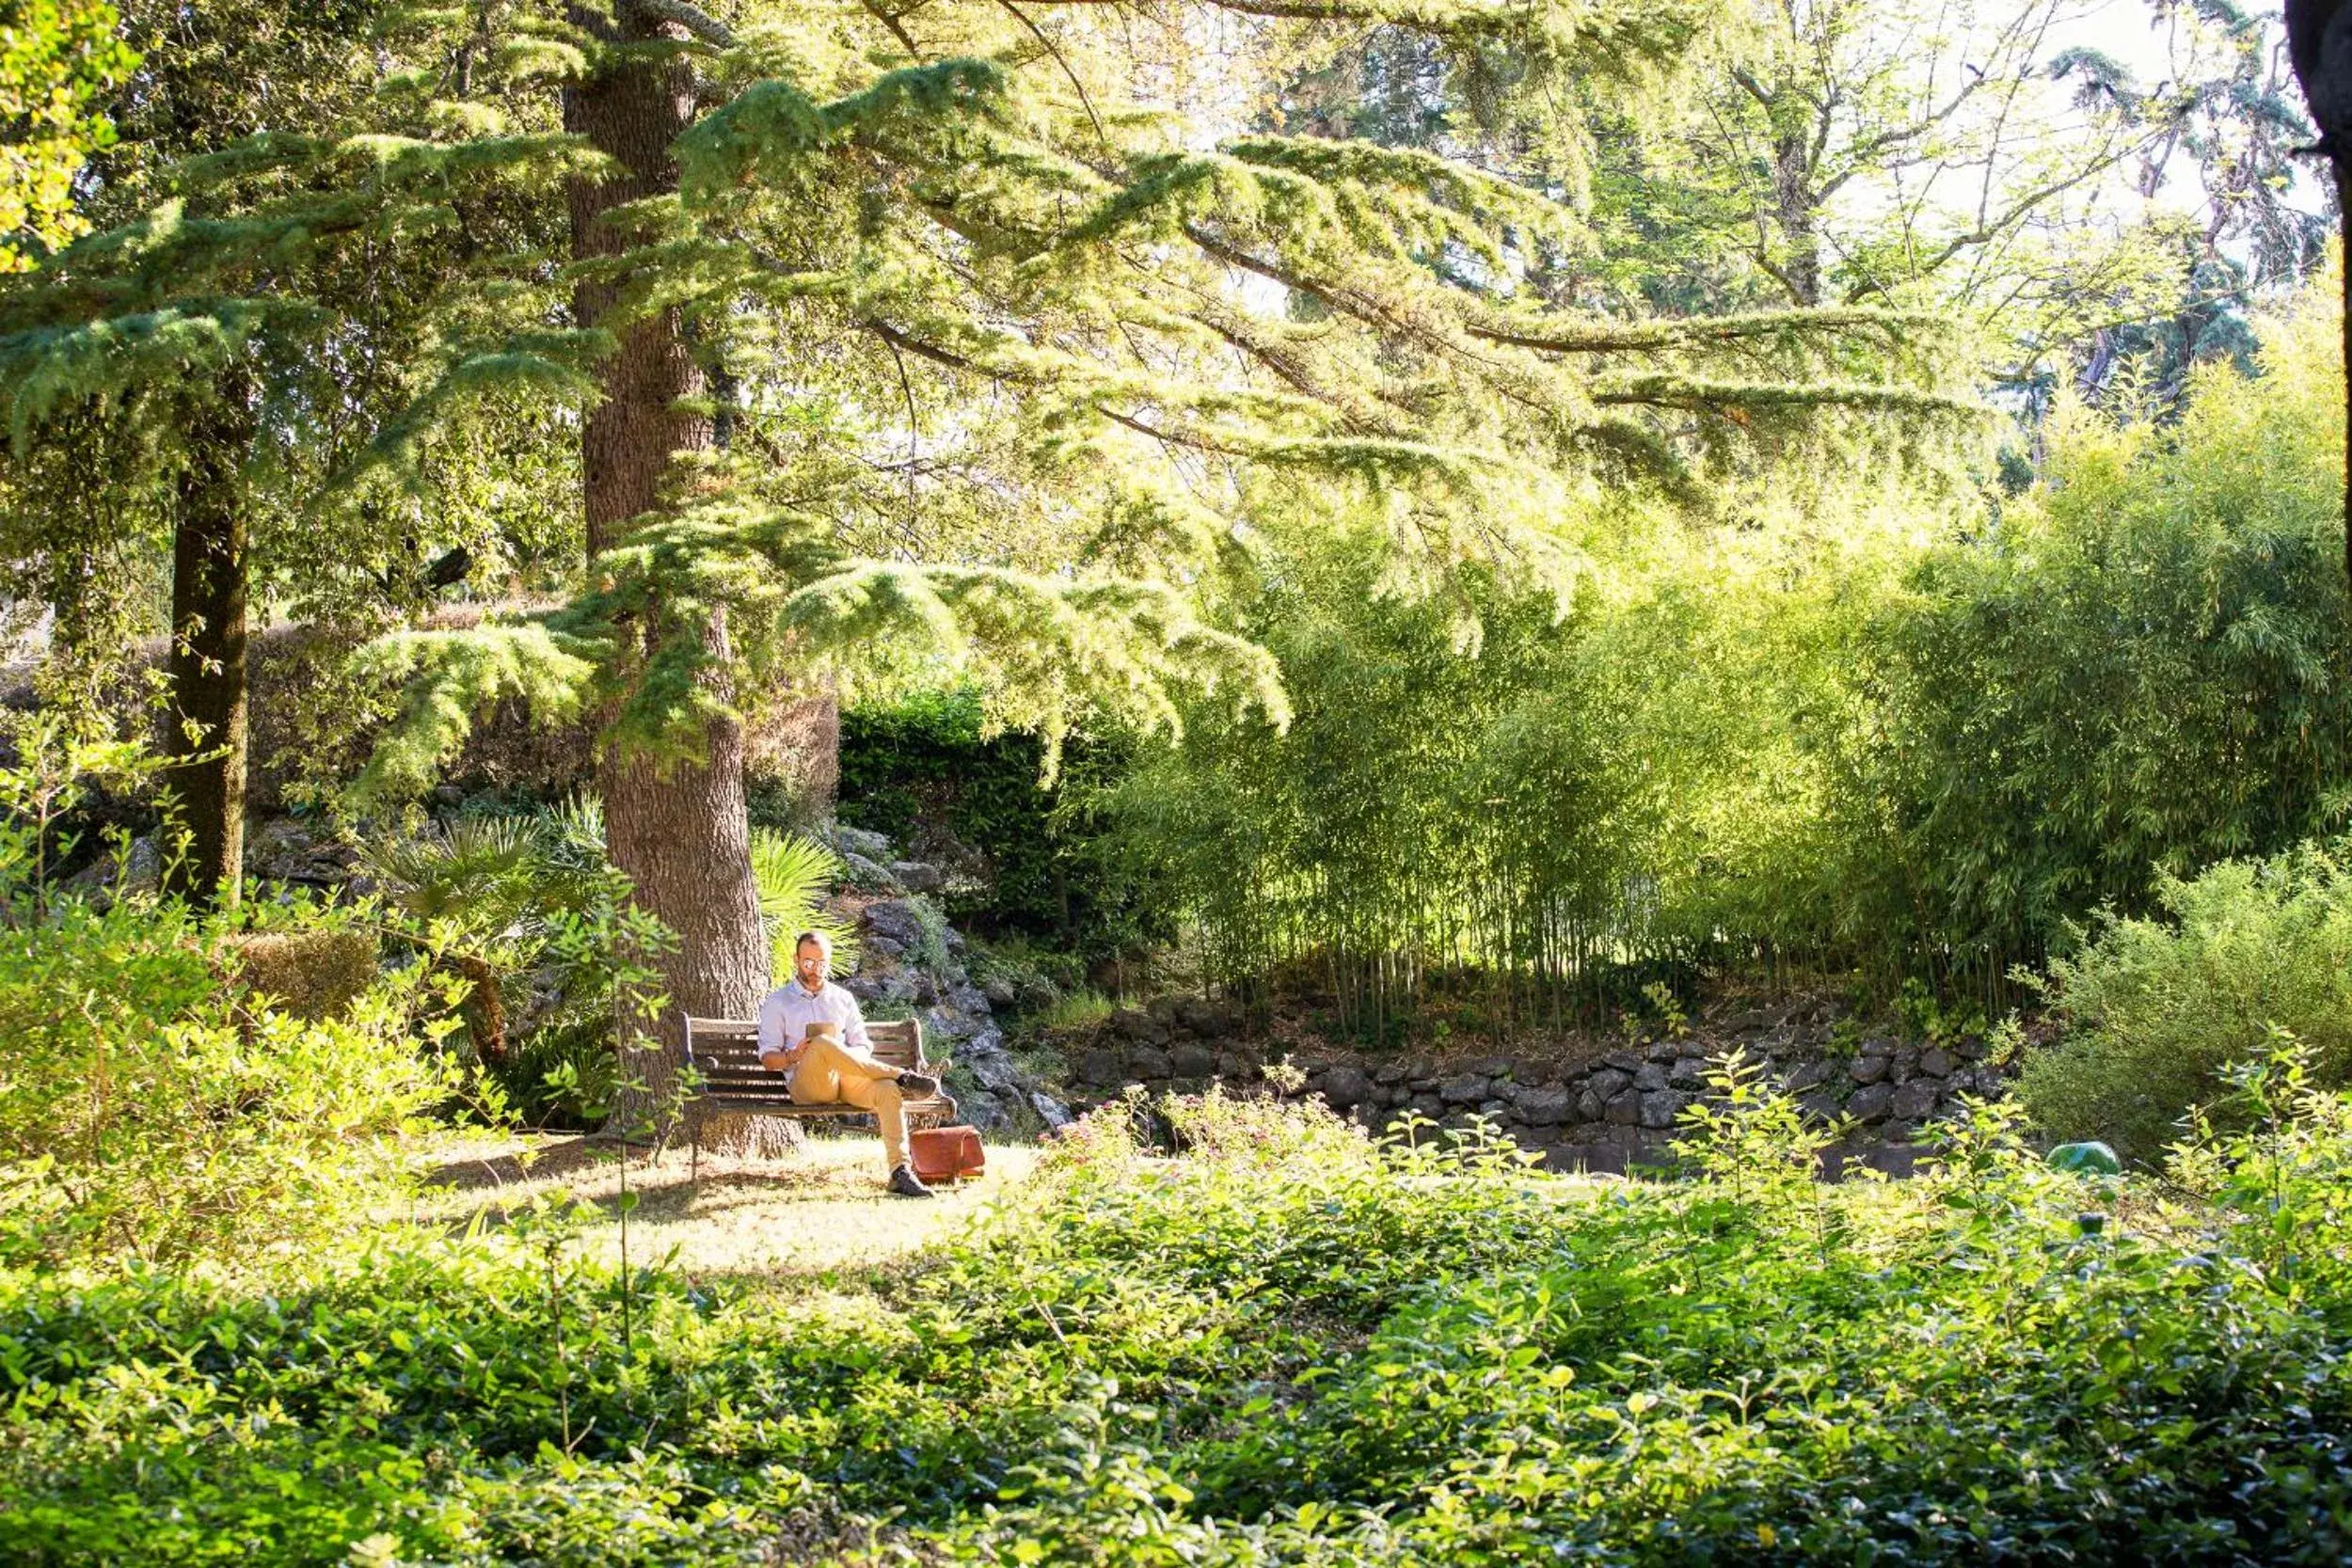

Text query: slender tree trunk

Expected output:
[2338,158,2351,592]
[1771,126,1821,307]
[565,3,780,1148]
[160,390,251,911]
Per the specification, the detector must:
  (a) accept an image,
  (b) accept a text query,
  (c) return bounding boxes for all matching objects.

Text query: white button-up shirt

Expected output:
[756,977,871,1061]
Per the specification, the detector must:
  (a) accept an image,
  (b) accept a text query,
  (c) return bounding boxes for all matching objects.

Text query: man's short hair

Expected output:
[794,930,833,965]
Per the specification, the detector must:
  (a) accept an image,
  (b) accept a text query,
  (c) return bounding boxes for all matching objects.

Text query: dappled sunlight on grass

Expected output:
[414,1127,1041,1287]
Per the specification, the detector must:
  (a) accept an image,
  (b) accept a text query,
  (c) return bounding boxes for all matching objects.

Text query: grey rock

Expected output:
[1463,1056,1513,1078]
[1409,1094,1445,1119]
[1799,1088,1847,1123]
[842,851,899,889]
[1954,1036,1988,1062]
[1127,1046,1171,1080]
[1786,1060,1831,1093]
[1668,1057,1710,1089]
[1858,1036,1896,1058]
[1375,1063,1411,1085]
[831,824,895,860]
[974,1055,1021,1093]
[1602,1050,1645,1074]
[1728,1008,1773,1032]
[1634,1062,1670,1092]
[1077,1048,1123,1085]
[1605,1090,1643,1126]
[963,1026,1007,1060]
[1891,1082,1940,1122]
[1848,1084,1896,1121]
[862,899,928,947]
[1029,1090,1073,1130]
[922,1006,979,1043]
[1849,1055,1890,1085]
[1320,1065,1373,1110]
[1408,1077,1438,1093]
[1477,1098,1514,1121]
[1584,1068,1630,1101]
[981,975,1018,1006]
[862,933,908,962]
[433,784,465,807]
[890,861,944,893]
[1148,996,1181,1023]
[1438,1073,1489,1106]
[1518,1085,1575,1126]
[1639,1089,1687,1130]
[948,984,993,1016]
[1169,1042,1216,1079]
[1919,1048,1956,1079]
[1646,1041,1683,1063]
[1576,1088,1606,1123]
[960,1091,1009,1133]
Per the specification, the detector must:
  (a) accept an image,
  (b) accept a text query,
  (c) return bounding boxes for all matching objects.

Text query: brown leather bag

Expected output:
[910,1125,985,1184]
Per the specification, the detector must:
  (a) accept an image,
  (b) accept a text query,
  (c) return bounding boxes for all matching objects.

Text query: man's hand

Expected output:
[761,1045,803,1072]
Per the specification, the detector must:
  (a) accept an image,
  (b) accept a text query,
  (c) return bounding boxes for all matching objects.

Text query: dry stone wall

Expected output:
[1062,998,2018,1179]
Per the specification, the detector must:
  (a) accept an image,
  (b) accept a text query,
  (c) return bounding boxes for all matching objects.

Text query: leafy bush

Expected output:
[9,1063,2352,1563]
[749,827,859,977]
[2020,836,2352,1160]
[837,686,1170,963]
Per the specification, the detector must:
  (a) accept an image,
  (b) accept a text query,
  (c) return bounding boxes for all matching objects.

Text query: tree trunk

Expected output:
[565,3,783,1150]
[2338,157,2351,593]
[1771,125,1821,307]
[160,390,250,911]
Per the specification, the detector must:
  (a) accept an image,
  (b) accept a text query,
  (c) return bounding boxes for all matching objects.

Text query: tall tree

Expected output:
[332,0,1977,1132]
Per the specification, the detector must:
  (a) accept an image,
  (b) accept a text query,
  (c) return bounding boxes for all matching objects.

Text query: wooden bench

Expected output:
[680,1015,957,1181]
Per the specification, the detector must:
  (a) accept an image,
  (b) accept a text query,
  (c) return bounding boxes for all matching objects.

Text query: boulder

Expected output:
[862,899,929,947]
[1645,1041,1682,1063]
[1602,1050,1645,1074]
[1169,1042,1216,1079]
[1584,1068,1630,1101]
[1517,1085,1575,1126]
[1918,1047,1956,1079]
[832,824,895,860]
[1891,1082,1940,1122]
[1785,1060,1831,1093]
[1438,1073,1489,1105]
[1668,1057,1710,1089]
[1848,1084,1896,1121]
[1029,1090,1073,1130]
[1127,1045,1171,1080]
[1639,1089,1686,1130]
[841,851,899,889]
[980,975,1018,1006]
[1374,1063,1412,1085]
[1477,1098,1514,1121]
[1320,1065,1374,1110]
[1076,1048,1123,1086]
[1849,1054,1889,1085]
[947,983,993,1016]
[1576,1088,1606,1123]
[1604,1090,1642,1126]
[1634,1062,1670,1092]
[974,1055,1021,1093]
[1799,1088,1847,1124]
[890,861,944,893]
[1409,1093,1445,1120]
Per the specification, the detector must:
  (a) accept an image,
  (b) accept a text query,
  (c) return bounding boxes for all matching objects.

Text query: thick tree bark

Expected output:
[565,3,781,1148]
[160,391,251,911]
[2284,0,2352,592]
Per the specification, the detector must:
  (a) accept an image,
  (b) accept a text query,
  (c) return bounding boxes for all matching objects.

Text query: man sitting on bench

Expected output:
[757,930,942,1198]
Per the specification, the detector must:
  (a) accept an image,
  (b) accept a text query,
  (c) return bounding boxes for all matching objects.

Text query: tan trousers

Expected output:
[789,1035,910,1172]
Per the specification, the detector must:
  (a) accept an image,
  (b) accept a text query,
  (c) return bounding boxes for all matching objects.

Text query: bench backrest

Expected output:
[681,1014,924,1097]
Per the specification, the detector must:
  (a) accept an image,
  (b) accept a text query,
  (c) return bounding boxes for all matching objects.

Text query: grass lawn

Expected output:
[412,1125,1043,1289]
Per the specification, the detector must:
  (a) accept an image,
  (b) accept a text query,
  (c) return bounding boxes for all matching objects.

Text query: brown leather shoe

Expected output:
[896,1071,941,1097]
[887,1164,933,1198]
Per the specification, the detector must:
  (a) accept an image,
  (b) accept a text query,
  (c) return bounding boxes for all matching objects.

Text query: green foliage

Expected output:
[223,927,379,1022]
[2020,837,2352,1161]
[0,0,137,270]
[9,1070,2352,1560]
[838,686,1169,962]
[747,827,858,978]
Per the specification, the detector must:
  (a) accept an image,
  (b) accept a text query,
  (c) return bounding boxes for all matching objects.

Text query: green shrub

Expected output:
[0,890,453,1267]
[2020,836,2352,1160]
